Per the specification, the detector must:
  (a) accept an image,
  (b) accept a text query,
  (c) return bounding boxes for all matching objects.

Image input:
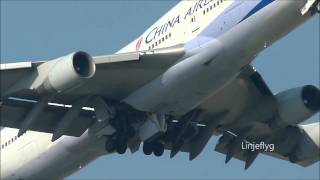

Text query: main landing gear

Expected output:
[102,101,200,158]
[141,110,201,157]
[105,109,136,154]
[143,141,165,157]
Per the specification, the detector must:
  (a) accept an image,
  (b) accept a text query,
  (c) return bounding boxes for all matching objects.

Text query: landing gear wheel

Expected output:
[143,143,153,155]
[153,143,164,157]
[288,153,298,163]
[105,139,116,152]
[116,143,127,154]
[115,135,128,154]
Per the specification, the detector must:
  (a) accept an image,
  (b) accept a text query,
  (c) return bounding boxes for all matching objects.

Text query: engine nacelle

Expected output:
[275,85,320,126]
[38,51,95,93]
[284,122,320,167]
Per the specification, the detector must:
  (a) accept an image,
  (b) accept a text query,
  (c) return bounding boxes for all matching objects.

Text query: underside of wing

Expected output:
[214,122,319,169]
[169,65,319,169]
[170,65,276,160]
[0,46,185,139]
[1,97,95,137]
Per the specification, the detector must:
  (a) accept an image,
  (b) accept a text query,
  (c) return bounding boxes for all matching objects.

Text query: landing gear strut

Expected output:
[104,108,136,154]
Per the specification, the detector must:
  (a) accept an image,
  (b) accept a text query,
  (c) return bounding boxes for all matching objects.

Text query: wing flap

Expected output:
[0,98,95,137]
[214,122,320,168]
[0,61,32,70]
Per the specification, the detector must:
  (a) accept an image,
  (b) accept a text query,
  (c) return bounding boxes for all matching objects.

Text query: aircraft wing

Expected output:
[176,66,319,169]
[0,46,185,137]
[1,45,185,103]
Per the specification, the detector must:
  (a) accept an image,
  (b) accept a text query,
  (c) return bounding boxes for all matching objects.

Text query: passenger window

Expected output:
[155,42,158,46]
[210,6,212,10]
[165,35,168,39]
[169,33,171,37]
[206,8,209,13]
[203,10,205,15]
[162,37,165,42]
[5,142,7,146]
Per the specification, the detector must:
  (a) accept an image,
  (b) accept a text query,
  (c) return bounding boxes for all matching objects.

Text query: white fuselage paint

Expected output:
[0,0,314,179]
[1,127,107,179]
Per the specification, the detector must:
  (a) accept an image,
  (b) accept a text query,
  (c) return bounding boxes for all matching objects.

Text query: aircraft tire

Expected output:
[105,139,116,152]
[153,143,164,157]
[116,143,127,154]
[143,143,153,155]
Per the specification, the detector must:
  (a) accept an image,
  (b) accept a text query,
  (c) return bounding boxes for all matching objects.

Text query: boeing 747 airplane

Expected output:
[1,0,319,179]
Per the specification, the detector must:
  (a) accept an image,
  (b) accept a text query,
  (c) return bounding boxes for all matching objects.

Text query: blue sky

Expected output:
[1,1,319,179]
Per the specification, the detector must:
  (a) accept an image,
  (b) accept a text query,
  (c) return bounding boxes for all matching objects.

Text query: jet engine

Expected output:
[275,85,320,126]
[37,51,96,93]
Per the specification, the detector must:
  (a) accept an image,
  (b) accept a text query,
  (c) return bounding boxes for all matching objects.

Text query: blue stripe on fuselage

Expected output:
[240,0,274,22]
[184,0,275,51]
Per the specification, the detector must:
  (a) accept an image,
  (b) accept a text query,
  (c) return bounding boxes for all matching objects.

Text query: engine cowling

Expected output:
[275,85,320,126]
[38,51,95,93]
